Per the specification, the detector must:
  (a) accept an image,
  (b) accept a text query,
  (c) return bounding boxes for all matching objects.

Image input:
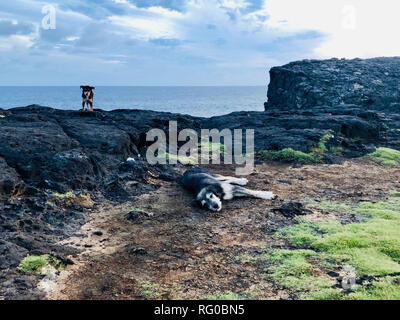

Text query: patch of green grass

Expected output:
[258,148,322,164]
[263,198,400,299]
[307,276,400,300]
[157,152,197,165]
[17,254,65,274]
[204,292,244,300]
[354,201,400,220]
[392,191,400,198]
[317,130,334,153]
[265,249,332,291]
[258,131,342,164]
[139,281,161,299]
[330,146,343,156]
[198,142,225,153]
[53,192,89,201]
[366,147,400,166]
[305,198,352,213]
[238,255,259,264]
[347,276,400,300]
[242,152,254,158]
[17,255,49,273]
[54,191,76,199]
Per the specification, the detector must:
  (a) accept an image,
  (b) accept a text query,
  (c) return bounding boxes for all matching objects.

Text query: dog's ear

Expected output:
[207,185,223,199]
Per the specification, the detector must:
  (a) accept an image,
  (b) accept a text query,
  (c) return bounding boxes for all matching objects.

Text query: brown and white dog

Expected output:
[80,86,95,111]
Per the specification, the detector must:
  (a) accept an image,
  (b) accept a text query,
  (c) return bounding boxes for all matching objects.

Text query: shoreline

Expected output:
[1,57,400,299]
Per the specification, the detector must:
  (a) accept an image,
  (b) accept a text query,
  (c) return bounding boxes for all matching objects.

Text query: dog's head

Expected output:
[80,86,95,97]
[197,187,222,212]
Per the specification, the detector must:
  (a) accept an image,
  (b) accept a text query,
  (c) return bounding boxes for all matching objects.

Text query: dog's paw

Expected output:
[236,178,248,186]
[258,191,276,200]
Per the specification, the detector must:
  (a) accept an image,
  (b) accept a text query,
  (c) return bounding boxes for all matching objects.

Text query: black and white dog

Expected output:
[80,86,95,111]
[182,168,276,212]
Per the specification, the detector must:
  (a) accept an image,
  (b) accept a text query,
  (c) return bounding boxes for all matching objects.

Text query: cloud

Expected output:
[149,38,183,46]
[263,0,400,58]
[109,15,180,40]
[4,0,399,85]
[120,0,187,12]
[0,19,35,36]
[0,35,34,51]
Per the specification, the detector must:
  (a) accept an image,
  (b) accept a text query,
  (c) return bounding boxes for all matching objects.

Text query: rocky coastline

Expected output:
[1,57,400,299]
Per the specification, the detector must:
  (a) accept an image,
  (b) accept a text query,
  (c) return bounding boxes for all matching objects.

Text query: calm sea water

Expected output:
[0,86,266,117]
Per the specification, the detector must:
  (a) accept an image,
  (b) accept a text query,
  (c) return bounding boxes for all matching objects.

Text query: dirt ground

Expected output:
[42,159,400,300]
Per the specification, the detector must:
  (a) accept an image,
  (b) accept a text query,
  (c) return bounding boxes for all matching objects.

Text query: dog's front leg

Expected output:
[232,186,276,200]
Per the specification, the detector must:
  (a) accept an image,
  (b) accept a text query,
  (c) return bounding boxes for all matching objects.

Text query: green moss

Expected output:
[17,254,65,274]
[317,131,334,153]
[258,148,322,164]
[242,152,254,158]
[53,192,89,201]
[258,131,340,164]
[307,276,400,300]
[306,288,346,300]
[330,146,343,156]
[348,276,400,300]
[157,152,197,165]
[54,191,76,199]
[305,198,352,213]
[366,148,400,165]
[17,255,49,273]
[238,255,259,264]
[204,292,244,300]
[265,249,332,291]
[265,198,400,299]
[139,281,161,299]
[198,142,225,153]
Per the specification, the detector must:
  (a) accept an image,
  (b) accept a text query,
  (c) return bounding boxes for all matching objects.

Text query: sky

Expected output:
[0,0,400,86]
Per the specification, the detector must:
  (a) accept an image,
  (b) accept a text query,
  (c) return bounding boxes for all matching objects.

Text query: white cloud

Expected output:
[219,0,250,9]
[263,0,400,58]
[0,35,34,51]
[109,15,179,39]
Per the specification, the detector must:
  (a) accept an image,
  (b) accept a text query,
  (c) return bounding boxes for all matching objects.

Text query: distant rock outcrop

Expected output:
[266,57,400,112]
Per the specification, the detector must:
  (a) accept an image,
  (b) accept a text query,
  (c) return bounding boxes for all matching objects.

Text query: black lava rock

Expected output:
[272,202,313,218]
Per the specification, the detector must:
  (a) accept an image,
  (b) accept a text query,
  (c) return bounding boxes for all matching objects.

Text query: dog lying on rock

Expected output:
[182,167,276,212]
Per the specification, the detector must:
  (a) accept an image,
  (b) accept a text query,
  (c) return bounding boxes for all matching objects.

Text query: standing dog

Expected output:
[182,167,276,212]
[80,86,95,111]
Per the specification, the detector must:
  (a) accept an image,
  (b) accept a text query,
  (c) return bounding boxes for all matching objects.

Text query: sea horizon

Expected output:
[0,86,266,117]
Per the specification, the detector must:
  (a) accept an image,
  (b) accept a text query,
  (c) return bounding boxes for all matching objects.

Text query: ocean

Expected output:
[0,86,266,117]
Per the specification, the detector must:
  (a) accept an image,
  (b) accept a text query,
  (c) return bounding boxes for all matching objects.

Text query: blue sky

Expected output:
[0,0,399,85]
